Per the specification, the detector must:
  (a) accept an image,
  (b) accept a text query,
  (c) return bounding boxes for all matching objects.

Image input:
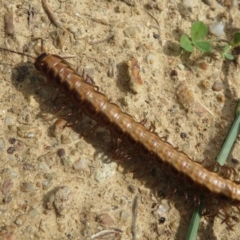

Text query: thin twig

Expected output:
[131,195,139,240]
[145,10,162,45]
[89,34,114,45]
[41,0,63,29]
[90,229,122,239]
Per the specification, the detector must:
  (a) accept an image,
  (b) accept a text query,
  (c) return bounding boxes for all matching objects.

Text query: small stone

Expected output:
[73,159,90,173]
[209,22,225,37]
[94,161,117,183]
[17,126,41,138]
[15,214,27,226]
[5,116,16,125]
[98,213,115,227]
[20,182,36,192]
[23,163,35,171]
[7,147,15,154]
[177,64,185,70]
[53,119,67,137]
[146,53,156,65]
[54,186,72,216]
[157,202,170,215]
[212,81,223,91]
[38,162,50,172]
[121,210,130,221]
[216,93,225,103]
[42,179,52,190]
[28,208,39,218]
[123,26,140,38]
[57,148,66,158]
[128,185,137,193]
[127,57,143,94]
[200,79,211,90]
[2,179,13,195]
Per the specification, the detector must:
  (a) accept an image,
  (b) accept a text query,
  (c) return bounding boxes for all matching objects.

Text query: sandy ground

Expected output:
[0,0,240,239]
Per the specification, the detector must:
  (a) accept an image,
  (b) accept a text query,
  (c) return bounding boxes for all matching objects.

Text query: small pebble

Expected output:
[98,213,115,227]
[209,22,225,37]
[7,147,15,154]
[216,93,225,103]
[157,202,170,215]
[94,161,117,183]
[9,138,16,144]
[180,132,187,139]
[20,182,36,192]
[212,81,223,91]
[197,62,208,70]
[53,119,67,137]
[17,126,41,138]
[15,214,27,226]
[159,217,166,224]
[42,179,52,190]
[200,79,211,90]
[146,53,156,65]
[23,163,35,171]
[54,186,72,216]
[57,148,66,158]
[121,210,130,221]
[73,159,90,173]
[28,208,39,218]
[5,116,16,125]
[123,26,140,38]
[127,57,143,93]
[128,185,137,193]
[177,64,185,70]
[3,168,18,179]
[2,179,13,195]
[38,162,50,172]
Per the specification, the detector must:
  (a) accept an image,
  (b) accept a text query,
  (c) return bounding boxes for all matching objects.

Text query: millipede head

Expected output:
[34,52,49,71]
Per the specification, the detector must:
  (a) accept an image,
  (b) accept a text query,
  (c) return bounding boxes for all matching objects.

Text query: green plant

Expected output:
[221,32,240,60]
[180,21,211,53]
[180,21,240,60]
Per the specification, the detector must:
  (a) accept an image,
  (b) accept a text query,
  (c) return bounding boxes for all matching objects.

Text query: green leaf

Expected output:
[224,53,234,60]
[233,32,240,46]
[180,34,194,52]
[191,21,208,42]
[194,41,211,52]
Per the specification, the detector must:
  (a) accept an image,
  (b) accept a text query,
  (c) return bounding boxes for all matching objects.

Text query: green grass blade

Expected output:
[185,99,240,240]
[217,100,240,165]
[185,203,203,240]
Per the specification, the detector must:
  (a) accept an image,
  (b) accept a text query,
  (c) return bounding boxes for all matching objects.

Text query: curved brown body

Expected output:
[35,53,240,202]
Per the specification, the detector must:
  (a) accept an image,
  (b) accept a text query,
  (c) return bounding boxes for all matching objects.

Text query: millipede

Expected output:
[1,46,240,227]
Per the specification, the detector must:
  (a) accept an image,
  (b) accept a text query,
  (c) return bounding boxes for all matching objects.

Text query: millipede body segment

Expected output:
[35,53,240,203]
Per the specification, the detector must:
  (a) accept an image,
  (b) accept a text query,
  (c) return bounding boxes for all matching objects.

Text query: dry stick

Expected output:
[41,0,63,29]
[131,195,139,240]
[4,9,15,36]
[89,34,114,45]
[145,10,162,45]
